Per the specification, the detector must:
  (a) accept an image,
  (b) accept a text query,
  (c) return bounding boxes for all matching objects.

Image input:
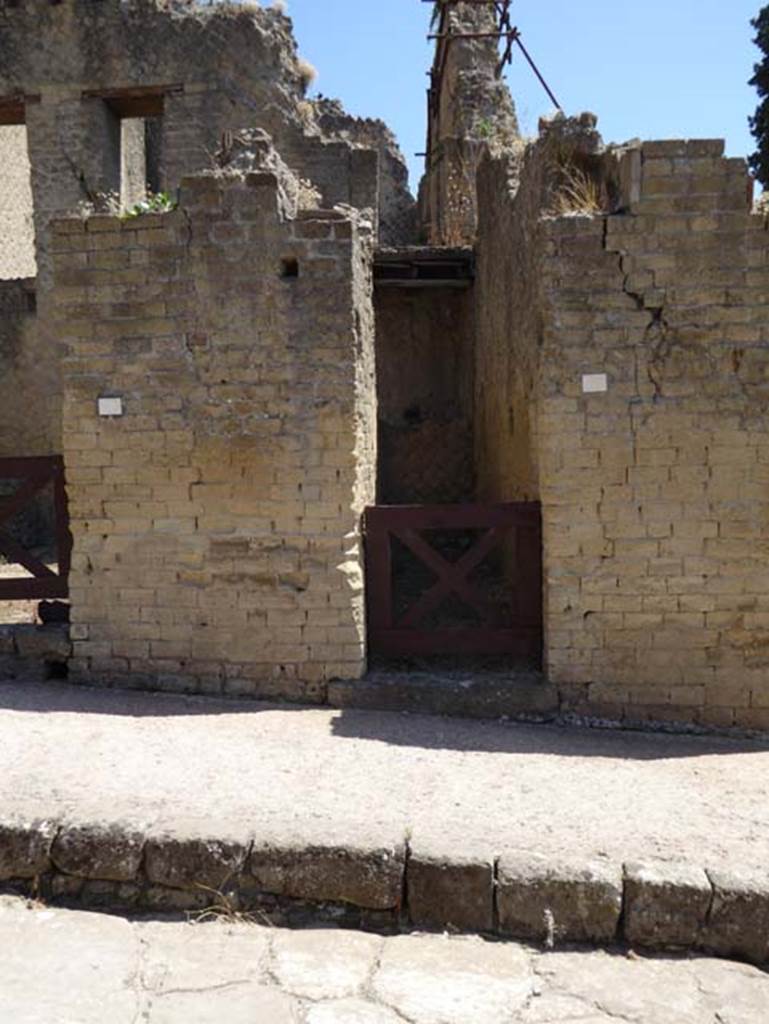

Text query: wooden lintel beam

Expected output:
[81,84,183,118]
[0,94,39,125]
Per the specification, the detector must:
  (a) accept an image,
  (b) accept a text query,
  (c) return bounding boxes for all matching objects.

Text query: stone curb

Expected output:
[0,817,766,965]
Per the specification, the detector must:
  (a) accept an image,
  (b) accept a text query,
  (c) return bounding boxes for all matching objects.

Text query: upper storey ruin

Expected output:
[0,0,416,282]
[420,0,520,243]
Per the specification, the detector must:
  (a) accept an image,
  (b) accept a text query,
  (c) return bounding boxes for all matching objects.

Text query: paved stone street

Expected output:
[1,678,768,873]
[1,897,766,1023]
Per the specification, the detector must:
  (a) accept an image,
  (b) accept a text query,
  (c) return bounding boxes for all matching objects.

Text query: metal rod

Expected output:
[496,33,515,75]
[513,35,562,109]
[428,30,519,39]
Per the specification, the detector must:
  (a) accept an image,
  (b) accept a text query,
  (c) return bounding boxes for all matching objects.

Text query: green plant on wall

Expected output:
[476,117,495,141]
[122,192,177,219]
[749,6,769,187]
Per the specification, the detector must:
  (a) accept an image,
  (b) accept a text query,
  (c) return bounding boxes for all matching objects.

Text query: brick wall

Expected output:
[0,1,393,460]
[540,141,769,729]
[53,170,376,699]
[475,126,769,728]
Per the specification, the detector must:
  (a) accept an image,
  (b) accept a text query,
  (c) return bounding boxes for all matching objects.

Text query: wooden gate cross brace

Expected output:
[394,526,506,628]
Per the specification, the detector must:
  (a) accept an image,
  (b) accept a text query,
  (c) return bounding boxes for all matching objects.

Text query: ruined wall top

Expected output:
[0,0,416,250]
[312,98,416,244]
[428,0,518,150]
[0,1,304,103]
[421,0,520,243]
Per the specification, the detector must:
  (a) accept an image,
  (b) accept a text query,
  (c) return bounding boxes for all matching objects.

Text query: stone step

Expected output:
[331,668,558,721]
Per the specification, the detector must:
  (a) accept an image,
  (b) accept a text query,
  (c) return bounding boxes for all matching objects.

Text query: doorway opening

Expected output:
[368,247,543,676]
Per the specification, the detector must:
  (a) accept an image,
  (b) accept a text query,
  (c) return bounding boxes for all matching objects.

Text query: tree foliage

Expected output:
[749,6,769,187]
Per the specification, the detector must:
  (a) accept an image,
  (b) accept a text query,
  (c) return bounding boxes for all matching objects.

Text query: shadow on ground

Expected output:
[0,678,766,762]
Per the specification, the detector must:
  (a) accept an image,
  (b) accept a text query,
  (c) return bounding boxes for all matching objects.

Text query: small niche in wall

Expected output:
[280,257,299,279]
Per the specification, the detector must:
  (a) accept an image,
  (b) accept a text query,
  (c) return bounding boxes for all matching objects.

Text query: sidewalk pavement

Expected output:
[0,679,768,960]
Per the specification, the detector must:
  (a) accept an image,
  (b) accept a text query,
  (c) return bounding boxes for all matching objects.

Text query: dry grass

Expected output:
[187,882,274,928]
[297,57,318,94]
[550,164,604,216]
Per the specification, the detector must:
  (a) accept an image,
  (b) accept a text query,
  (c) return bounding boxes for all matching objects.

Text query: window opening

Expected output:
[0,118,36,280]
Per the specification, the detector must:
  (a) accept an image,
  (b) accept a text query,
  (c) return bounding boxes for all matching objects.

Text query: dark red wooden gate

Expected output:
[0,457,71,600]
[364,503,542,658]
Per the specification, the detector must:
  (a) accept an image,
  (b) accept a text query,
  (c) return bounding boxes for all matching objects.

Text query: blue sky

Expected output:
[282,0,763,193]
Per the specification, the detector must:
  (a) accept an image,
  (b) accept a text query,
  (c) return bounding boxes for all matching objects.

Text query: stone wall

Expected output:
[540,140,769,730]
[421,0,519,244]
[375,286,474,503]
[0,279,56,459]
[0,0,406,458]
[53,167,376,699]
[474,153,540,504]
[478,123,769,729]
[313,98,417,246]
[0,1,407,257]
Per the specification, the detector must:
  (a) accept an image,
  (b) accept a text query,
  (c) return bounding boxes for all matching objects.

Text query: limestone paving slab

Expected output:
[135,918,273,993]
[371,932,535,1024]
[147,986,302,1024]
[532,948,769,1024]
[0,897,139,1024]
[305,1000,404,1024]
[3,898,769,1024]
[269,928,384,1001]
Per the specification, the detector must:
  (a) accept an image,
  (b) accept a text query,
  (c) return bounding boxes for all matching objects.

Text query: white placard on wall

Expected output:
[98,397,123,417]
[582,373,608,394]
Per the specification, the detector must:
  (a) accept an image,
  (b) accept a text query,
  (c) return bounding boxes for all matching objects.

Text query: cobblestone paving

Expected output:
[0,898,766,1023]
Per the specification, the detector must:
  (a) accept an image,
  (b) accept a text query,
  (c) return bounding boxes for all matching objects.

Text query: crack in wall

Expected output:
[604,218,676,403]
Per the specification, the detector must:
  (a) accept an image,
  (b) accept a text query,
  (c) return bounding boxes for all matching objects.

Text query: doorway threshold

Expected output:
[328,658,558,723]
